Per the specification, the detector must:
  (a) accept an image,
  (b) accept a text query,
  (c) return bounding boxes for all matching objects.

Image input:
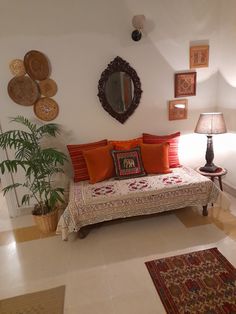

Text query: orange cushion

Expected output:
[83,144,115,184]
[67,139,108,182]
[142,132,181,168]
[109,137,143,150]
[140,142,172,174]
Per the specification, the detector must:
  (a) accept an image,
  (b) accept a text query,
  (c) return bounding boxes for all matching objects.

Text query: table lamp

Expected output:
[194,112,227,173]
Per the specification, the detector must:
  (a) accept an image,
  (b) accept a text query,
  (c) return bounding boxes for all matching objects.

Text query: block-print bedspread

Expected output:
[56,167,222,240]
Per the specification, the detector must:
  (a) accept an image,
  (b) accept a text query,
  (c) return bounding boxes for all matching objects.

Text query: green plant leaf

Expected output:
[0,116,67,214]
[10,116,37,133]
[21,194,31,205]
[0,130,34,150]
[2,183,22,195]
[0,160,27,174]
[36,123,61,138]
[40,148,68,165]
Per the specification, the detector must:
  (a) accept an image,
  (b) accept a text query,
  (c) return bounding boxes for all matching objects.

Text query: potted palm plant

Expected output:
[0,116,68,233]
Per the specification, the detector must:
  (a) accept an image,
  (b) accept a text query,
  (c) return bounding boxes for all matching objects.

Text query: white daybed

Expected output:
[56,166,223,240]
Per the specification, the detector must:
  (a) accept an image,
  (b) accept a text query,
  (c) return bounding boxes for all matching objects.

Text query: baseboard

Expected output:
[222,181,236,197]
[18,206,34,216]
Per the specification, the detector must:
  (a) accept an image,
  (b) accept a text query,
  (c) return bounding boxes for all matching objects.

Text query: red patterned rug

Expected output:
[145,248,236,314]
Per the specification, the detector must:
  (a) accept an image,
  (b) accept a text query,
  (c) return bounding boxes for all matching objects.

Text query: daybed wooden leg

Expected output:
[202,205,208,216]
[78,227,90,239]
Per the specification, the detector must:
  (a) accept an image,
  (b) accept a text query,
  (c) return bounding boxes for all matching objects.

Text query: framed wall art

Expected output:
[190,45,209,68]
[174,72,196,98]
[168,99,188,121]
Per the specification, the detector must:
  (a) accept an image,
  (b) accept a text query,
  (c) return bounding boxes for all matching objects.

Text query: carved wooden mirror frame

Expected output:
[97,56,142,124]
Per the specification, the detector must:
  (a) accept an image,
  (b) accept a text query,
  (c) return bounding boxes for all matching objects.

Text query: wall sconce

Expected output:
[131,15,146,41]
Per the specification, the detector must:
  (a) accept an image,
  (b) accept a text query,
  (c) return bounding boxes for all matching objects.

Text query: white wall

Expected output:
[0,0,222,214]
[217,0,236,188]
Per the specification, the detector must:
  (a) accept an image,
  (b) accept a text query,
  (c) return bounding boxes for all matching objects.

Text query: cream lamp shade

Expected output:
[194,112,227,134]
[194,112,227,173]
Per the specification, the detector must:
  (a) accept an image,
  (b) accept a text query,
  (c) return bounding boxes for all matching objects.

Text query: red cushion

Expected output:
[67,139,108,182]
[142,132,181,168]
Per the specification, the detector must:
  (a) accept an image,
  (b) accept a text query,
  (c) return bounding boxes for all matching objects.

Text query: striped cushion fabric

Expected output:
[67,139,108,182]
[142,132,181,168]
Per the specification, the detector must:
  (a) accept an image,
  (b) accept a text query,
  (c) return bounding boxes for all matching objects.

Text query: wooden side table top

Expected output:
[195,167,227,177]
[195,167,227,191]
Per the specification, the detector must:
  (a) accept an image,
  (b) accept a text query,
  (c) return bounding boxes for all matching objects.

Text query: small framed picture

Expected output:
[168,99,188,121]
[175,72,196,98]
[190,45,209,68]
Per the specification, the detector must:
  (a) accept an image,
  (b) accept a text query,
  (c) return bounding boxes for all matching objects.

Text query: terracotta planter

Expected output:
[33,210,58,234]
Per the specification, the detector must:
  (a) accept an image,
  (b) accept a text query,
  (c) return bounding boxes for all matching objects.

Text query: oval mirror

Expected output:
[105,71,134,114]
[98,56,142,123]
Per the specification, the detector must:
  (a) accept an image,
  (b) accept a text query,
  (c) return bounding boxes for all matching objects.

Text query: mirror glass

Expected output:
[97,56,142,124]
[105,72,134,113]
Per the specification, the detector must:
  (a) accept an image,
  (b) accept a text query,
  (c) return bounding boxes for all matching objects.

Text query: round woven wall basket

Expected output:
[39,78,57,97]
[34,97,59,121]
[24,50,50,81]
[9,59,26,76]
[8,76,39,106]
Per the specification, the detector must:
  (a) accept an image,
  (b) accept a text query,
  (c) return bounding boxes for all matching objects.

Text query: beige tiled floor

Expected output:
[0,190,236,314]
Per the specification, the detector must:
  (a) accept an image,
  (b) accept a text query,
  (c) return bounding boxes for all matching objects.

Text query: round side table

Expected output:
[195,167,227,191]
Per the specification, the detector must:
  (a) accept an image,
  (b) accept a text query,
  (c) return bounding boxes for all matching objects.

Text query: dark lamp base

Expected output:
[200,164,219,173]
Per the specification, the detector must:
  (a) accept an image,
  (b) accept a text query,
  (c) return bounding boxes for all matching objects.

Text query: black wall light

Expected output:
[131,15,146,42]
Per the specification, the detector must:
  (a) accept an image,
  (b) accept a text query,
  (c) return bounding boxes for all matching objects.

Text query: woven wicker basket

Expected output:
[33,210,58,234]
